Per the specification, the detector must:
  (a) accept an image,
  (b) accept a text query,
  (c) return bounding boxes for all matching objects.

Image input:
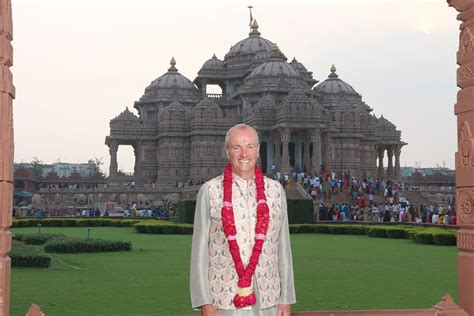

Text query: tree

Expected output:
[87,157,104,177]
[31,157,44,177]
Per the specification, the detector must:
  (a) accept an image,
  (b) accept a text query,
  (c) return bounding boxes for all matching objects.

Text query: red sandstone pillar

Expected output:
[0,0,14,315]
[450,1,474,315]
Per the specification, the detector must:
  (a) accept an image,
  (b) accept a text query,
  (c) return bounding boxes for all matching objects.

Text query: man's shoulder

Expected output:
[198,175,224,193]
[264,176,283,191]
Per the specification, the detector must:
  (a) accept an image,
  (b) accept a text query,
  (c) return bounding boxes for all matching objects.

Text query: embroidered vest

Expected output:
[207,174,283,310]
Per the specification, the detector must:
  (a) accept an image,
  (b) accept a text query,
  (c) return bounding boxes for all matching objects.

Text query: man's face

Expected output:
[225,127,260,180]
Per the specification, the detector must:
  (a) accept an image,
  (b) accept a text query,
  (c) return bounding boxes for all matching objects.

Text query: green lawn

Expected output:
[10,227,458,316]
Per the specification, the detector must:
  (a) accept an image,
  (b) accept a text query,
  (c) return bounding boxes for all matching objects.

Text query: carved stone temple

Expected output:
[105,20,405,189]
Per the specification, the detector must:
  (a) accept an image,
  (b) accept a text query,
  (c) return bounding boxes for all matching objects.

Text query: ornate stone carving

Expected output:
[457,188,474,225]
[457,121,474,168]
[460,27,474,58]
[457,231,474,252]
[457,64,474,86]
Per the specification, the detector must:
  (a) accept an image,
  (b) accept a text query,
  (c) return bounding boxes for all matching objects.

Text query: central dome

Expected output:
[224,19,285,61]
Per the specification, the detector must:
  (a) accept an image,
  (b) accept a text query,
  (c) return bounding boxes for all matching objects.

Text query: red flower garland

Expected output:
[221,163,270,308]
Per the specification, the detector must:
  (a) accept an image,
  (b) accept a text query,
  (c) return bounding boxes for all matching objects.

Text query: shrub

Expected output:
[433,233,456,246]
[44,238,132,253]
[366,227,388,238]
[345,225,365,235]
[133,224,148,233]
[177,224,193,234]
[313,225,330,234]
[146,225,163,234]
[328,225,347,234]
[22,233,66,245]
[298,224,314,233]
[177,200,197,224]
[10,244,51,268]
[289,224,300,233]
[13,233,24,241]
[287,199,314,224]
[414,232,434,245]
[386,228,407,239]
[161,224,179,234]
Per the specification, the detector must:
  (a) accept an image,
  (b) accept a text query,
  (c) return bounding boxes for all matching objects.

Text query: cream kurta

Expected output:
[190,173,296,315]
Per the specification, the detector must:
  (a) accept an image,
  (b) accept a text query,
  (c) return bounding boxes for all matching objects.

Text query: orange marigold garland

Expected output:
[221,163,270,308]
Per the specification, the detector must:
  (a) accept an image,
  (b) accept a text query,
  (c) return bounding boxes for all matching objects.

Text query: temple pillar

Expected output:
[386,146,394,179]
[280,128,291,174]
[0,1,14,313]
[310,129,321,174]
[272,131,281,171]
[302,131,310,172]
[109,141,118,177]
[394,145,402,179]
[450,1,474,315]
[133,142,141,177]
[377,145,385,179]
[323,133,332,172]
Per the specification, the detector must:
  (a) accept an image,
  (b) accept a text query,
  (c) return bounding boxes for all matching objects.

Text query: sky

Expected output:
[12,0,459,174]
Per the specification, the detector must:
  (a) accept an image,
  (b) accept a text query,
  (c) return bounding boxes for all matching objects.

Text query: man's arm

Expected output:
[190,183,213,309]
[278,185,296,305]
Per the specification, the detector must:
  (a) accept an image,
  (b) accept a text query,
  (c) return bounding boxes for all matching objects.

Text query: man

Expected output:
[190,124,296,316]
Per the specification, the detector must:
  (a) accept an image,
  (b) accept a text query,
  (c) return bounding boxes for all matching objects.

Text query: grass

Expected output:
[10,227,457,316]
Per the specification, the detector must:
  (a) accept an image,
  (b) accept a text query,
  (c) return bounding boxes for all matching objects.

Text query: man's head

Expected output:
[225,124,260,180]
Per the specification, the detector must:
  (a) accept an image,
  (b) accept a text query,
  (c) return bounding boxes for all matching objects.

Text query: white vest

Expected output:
[206,174,283,310]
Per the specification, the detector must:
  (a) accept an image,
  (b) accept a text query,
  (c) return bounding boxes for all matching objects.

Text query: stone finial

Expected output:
[212,53,216,58]
[329,64,338,78]
[271,42,279,53]
[251,19,259,30]
[168,57,178,72]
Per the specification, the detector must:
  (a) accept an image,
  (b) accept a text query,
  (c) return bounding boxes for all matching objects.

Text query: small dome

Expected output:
[289,57,307,73]
[247,46,300,79]
[313,65,358,95]
[147,58,196,90]
[201,54,225,70]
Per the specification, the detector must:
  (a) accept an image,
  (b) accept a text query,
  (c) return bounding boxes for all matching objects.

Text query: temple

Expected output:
[105,19,405,189]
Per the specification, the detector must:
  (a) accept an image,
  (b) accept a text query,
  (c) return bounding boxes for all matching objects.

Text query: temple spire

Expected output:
[248,5,253,28]
[329,64,338,78]
[168,57,178,72]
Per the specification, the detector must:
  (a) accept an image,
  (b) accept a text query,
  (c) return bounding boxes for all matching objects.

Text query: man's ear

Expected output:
[225,147,230,160]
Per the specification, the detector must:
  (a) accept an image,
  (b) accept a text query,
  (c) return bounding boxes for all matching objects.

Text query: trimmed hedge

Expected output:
[177,200,196,224]
[44,238,132,253]
[385,228,406,239]
[12,219,140,228]
[10,244,51,268]
[133,222,194,234]
[22,233,66,245]
[414,232,434,245]
[433,233,456,246]
[287,199,314,224]
[365,227,388,238]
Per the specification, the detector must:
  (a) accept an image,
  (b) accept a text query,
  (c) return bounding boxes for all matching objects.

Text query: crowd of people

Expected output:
[272,166,457,225]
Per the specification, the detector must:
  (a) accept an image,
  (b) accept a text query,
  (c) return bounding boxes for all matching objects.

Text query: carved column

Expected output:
[0,1,14,314]
[450,1,474,314]
[109,141,118,177]
[133,144,139,177]
[394,145,402,179]
[323,133,332,172]
[280,128,291,174]
[272,131,281,171]
[386,146,394,179]
[377,145,385,179]
[310,129,321,174]
[302,131,310,172]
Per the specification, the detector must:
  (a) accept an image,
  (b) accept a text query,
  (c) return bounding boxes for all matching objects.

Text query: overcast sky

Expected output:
[12,0,459,174]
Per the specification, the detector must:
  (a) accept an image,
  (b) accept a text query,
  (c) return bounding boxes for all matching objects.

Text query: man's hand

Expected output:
[200,304,220,316]
[277,304,291,316]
